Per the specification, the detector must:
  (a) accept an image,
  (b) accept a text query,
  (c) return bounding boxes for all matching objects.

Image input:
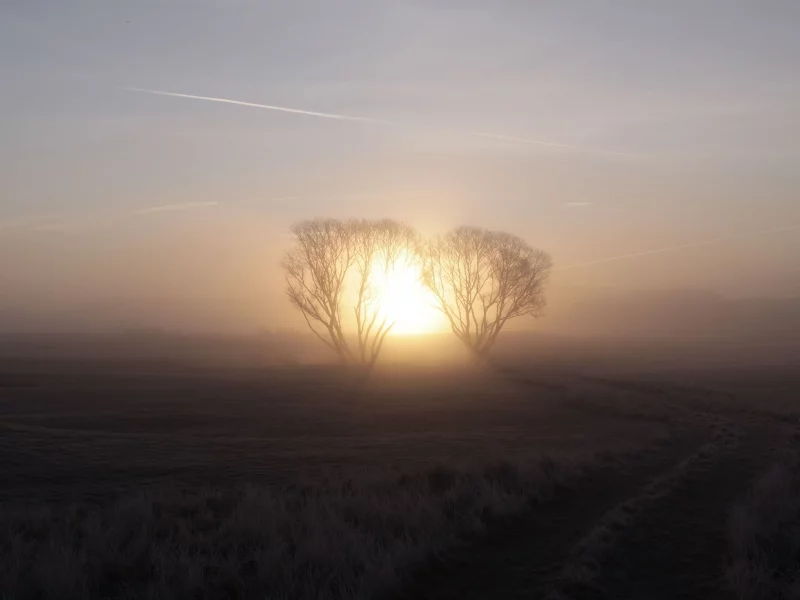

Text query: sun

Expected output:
[371,257,444,335]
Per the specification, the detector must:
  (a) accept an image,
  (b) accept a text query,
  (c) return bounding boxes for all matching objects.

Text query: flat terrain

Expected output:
[394,369,800,600]
[1,344,798,598]
[0,359,672,502]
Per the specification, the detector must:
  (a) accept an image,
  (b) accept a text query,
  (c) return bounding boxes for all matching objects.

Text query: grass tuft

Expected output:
[728,458,800,599]
[0,458,567,600]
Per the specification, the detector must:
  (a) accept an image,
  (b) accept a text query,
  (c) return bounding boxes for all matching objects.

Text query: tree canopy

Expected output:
[422,227,552,358]
[283,219,552,364]
[283,218,418,366]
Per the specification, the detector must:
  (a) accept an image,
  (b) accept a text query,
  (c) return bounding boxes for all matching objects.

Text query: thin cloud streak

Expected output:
[122,87,639,160]
[132,202,220,215]
[472,132,639,158]
[122,87,397,126]
[565,202,593,208]
[29,219,95,232]
[3,204,221,235]
[556,225,800,271]
[0,215,62,231]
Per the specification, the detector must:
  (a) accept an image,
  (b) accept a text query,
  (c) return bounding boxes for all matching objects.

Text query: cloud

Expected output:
[556,225,800,271]
[1,204,220,236]
[30,220,84,232]
[122,87,397,126]
[0,215,97,235]
[121,87,639,160]
[29,216,114,232]
[472,132,638,159]
[0,215,62,232]
[269,196,301,205]
[131,202,220,215]
[564,202,593,208]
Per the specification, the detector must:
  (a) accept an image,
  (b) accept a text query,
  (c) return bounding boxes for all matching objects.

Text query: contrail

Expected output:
[472,132,638,158]
[122,87,639,158]
[122,87,397,125]
[132,201,219,215]
[556,225,799,271]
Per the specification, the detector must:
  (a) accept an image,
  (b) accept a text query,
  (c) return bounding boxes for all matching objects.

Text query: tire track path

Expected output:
[391,430,708,600]
[397,421,786,599]
[562,425,781,600]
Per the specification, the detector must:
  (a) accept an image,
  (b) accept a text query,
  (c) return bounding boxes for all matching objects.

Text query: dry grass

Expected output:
[728,443,800,600]
[0,457,566,600]
[0,358,700,599]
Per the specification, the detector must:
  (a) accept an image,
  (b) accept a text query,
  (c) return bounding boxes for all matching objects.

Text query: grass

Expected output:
[728,437,800,600]
[0,361,669,503]
[0,457,567,600]
[1,355,759,599]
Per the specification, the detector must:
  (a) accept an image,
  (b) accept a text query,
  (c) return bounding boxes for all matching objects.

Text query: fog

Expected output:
[2,1,799,341]
[2,210,798,346]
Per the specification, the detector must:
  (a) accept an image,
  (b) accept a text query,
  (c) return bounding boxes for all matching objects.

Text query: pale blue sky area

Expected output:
[1,1,799,331]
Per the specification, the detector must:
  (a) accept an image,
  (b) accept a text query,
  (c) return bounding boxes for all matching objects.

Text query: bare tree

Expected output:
[422,227,552,359]
[284,219,356,363]
[283,218,419,365]
[352,220,419,365]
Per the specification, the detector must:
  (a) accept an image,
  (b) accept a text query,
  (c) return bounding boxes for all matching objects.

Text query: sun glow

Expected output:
[372,258,444,335]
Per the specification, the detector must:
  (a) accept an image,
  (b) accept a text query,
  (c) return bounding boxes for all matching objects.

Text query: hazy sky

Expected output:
[1,1,799,332]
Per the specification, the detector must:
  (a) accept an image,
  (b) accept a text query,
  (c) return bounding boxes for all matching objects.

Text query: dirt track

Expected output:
[568,426,774,600]
[394,379,792,600]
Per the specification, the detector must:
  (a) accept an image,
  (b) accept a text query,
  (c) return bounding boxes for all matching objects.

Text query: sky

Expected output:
[1,1,799,333]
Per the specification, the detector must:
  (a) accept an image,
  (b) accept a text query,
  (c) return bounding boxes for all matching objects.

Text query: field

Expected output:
[1,335,799,599]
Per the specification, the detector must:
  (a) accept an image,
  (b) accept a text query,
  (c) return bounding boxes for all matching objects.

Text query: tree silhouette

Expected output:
[352,220,419,365]
[283,218,418,365]
[422,227,552,359]
[284,219,354,362]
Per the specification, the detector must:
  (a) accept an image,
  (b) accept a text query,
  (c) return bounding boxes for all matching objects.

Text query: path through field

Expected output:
[395,377,793,600]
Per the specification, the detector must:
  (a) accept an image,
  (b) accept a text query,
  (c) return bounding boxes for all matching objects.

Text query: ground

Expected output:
[0,342,798,599]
